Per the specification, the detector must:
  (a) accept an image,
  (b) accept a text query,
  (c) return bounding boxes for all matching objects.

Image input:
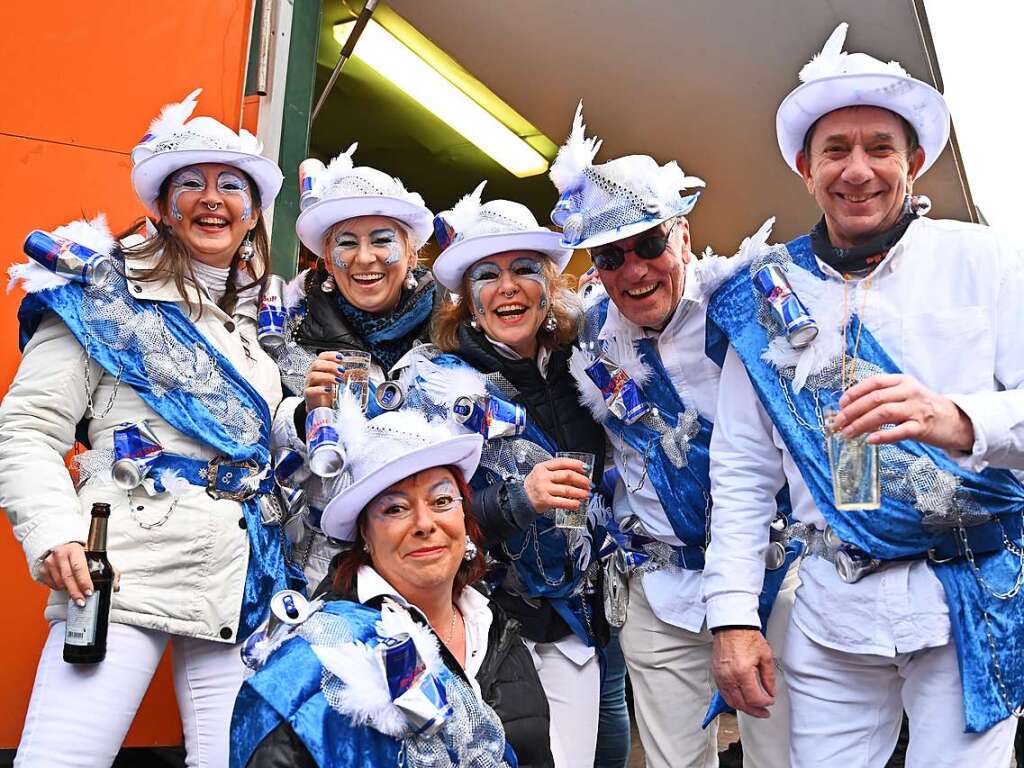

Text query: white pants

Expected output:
[784,620,1017,767]
[621,569,797,768]
[529,639,601,768]
[16,621,246,768]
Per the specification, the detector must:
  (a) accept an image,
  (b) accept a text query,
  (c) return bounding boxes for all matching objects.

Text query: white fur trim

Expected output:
[568,346,610,423]
[414,357,488,410]
[311,641,408,737]
[8,214,115,294]
[604,333,652,388]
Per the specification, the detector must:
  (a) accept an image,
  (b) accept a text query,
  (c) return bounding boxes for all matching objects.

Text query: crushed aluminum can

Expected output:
[752,263,819,349]
[765,540,787,571]
[257,275,287,350]
[273,447,310,488]
[111,421,163,490]
[834,548,881,584]
[258,493,284,525]
[24,230,114,287]
[306,407,345,478]
[379,633,451,736]
[452,395,526,440]
[584,357,651,425]
[298,159,326,211]
[374,381,405,411]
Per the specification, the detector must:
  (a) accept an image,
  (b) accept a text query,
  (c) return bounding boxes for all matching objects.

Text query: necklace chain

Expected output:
[443,604,461,644]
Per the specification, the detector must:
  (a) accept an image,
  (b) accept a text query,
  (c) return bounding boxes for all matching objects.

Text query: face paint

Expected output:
[217,171,252,220]
[168,167,206,221]
[370,228,403,266]
[467,260,501,315]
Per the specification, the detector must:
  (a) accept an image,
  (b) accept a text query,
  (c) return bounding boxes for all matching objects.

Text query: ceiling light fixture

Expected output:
[333,20,549,178]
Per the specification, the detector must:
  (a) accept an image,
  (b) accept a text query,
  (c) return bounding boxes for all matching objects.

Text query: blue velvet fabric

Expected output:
[19,274,299,639]
[706,235,1024,731]
[230,602,401,768]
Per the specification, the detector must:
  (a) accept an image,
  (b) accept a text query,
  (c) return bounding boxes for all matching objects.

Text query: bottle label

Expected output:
[65,593,99,646]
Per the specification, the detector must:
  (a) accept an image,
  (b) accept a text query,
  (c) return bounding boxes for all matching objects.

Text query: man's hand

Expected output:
[831,373,975,451]
[711,628,776,718]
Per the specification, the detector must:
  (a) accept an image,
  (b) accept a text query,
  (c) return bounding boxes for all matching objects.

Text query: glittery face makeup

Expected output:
[467,255,547,314]
[217,171,252,220]
[169,167,206,221]
[465,251,550,358]
[325,217,412,315]
[331,227,402,271]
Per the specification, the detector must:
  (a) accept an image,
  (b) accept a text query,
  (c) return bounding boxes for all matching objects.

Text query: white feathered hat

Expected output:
[776,23,950,176]
[431,181,572,291]
[320,401,483,542]
[295,143,434,257]
[131,89,284,217]
[549,102,705,250]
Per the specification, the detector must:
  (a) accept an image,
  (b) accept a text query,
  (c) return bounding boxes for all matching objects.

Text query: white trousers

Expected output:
[16,621,246,768]
[784,620,1017,767]
[621,569,797,768]
[529,640,601,768]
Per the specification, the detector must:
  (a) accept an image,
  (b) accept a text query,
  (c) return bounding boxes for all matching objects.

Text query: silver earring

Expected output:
[362,542,370,554]
[321,274,336,293]
[469,316,479,330]
[544,310,557,332]
[463,535,477,561]
[403,271,417,291]
[238,233,254,262]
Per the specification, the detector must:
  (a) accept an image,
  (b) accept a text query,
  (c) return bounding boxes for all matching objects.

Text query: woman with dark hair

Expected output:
[263,144,438,586]
[396,182,608,768]
[233,410,553,768]
[0,89,295,767]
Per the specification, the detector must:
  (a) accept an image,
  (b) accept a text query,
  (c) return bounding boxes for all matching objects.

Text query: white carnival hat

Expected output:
[549,102,705,250]
[431,181,573,291]
[131,89,284,217]
[295,143,434,257]
[320,400,483,542]
[776,23,951,177]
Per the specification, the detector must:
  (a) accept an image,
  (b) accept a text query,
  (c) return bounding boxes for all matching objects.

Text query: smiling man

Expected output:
[550,105,795,768]
[703,23,1024,766]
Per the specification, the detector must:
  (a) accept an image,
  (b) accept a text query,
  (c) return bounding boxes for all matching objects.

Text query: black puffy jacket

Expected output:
[245,581,554,768]
[454,324,608,644]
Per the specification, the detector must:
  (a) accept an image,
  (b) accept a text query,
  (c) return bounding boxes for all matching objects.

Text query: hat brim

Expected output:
[296,195,435,257]
[776,72,950,177]
[560,192,701,250]
[131,149,284,217]
[432,230,573,291]
[320,434,484,542]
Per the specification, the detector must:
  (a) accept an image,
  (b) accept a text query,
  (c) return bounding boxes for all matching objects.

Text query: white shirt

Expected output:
[356,565,494,694]
[601,258,724,631]
[703,217,1024,656]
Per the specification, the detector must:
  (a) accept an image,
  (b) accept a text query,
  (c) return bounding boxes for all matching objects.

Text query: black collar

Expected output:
[809,197,919,274]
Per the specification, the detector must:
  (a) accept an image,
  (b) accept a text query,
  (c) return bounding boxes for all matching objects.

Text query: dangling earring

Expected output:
[463,535,478,562]
[543,310,557,332]
[238,232,254,262]
[362,542,370,554]
[469,315,479,330]
[321,267,336,293]
[403,270,417,291]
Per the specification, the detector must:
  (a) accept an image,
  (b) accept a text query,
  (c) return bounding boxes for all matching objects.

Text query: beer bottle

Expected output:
[63,503,114,663]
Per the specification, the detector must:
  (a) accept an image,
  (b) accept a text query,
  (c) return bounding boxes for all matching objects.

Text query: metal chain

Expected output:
[127,488,178,529]
[82,350,122,419]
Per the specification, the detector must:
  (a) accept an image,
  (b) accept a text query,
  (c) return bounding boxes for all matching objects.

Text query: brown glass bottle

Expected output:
[63,503,114,663]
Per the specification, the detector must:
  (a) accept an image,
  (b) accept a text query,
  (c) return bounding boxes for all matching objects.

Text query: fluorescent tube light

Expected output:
[333,20,549,178]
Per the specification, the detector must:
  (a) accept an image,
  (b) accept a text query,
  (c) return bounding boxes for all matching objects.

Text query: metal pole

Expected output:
[311,0,378,122]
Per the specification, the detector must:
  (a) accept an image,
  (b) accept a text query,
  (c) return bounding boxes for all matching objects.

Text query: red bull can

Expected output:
[306,406,345,477]
[111,421,163,489]
[298,159,326,211]
[24,231,114,287]
[752,264,818,349]
[452,395,526,440]
[258,275,287,350]
[584,357,651,425]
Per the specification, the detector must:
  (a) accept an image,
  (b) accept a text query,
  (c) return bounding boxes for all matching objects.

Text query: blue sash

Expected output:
[706,235,1024,731]
[19,263,302,639]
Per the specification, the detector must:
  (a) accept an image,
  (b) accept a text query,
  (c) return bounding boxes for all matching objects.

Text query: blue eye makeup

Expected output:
[168,168,206,221]
[217,171,252,220]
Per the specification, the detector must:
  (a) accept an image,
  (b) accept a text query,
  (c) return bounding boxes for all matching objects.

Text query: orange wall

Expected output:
[0,1,255,749]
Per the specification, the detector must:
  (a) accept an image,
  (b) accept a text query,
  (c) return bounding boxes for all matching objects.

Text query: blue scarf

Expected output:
[19,265,301,639]
[706,235,1024,732]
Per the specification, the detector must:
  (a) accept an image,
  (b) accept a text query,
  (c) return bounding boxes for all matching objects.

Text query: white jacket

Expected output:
[0,252,283,642]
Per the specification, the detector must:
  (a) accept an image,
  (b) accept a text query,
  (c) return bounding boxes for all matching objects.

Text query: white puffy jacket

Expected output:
[0,252,283,643]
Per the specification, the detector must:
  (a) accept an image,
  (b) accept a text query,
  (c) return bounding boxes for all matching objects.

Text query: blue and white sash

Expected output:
[707,233,1024,731]
[17,241,301,640]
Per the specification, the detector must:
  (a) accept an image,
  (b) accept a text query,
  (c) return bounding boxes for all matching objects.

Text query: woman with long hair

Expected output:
[0,89,296,767]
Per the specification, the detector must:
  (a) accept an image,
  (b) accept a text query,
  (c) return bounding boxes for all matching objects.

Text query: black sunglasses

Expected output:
[589,219,680,271]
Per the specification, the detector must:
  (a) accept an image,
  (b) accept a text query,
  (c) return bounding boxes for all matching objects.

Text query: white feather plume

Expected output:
[604,334,652,388]
[377,598,444,675]
[146,88,202,139]
[653,161,705,201]
[335,387,369,456]
[799,23,849,83]
[416,358,488,409]
[549,101,603,193]
[157,468,193,498]
[282,270,308,310]
[8,214,115,294]
[569,346,610,423]
[443,180,487,237]
[693,217,776,299]
[315,142,359,197]
[760,264,847,392]
[311,641,407,737]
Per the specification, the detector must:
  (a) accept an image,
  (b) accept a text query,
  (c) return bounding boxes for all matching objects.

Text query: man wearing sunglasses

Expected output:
[702,24,1024,766]
[550,104,795,768]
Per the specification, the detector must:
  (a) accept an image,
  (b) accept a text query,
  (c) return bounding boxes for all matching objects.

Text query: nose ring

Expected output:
[204,201,220,211]
[500,287,516,298]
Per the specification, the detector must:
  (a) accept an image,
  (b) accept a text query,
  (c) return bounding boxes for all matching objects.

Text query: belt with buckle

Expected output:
[147,453,272,501]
